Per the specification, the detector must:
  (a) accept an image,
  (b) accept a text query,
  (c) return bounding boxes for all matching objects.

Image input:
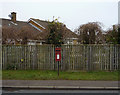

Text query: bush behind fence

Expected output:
[2,44,120,71]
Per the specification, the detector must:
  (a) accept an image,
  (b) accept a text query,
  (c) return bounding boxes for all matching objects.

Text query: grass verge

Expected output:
[2,70,119,81]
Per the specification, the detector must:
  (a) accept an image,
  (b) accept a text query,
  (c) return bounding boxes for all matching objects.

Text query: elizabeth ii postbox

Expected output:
[55,48,61,61]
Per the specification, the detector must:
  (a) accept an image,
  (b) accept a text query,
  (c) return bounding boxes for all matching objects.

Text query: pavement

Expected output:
[2,80,120,90]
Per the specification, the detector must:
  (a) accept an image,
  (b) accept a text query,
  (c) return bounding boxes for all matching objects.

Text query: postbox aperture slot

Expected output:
[56,50,60,52]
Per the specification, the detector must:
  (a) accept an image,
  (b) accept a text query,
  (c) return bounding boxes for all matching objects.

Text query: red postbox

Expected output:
[55,48,61,61]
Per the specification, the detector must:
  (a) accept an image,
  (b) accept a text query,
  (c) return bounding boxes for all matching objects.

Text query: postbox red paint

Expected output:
[55,48,61,61]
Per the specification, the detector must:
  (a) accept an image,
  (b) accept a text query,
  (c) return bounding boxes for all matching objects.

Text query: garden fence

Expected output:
[2,44,120,71]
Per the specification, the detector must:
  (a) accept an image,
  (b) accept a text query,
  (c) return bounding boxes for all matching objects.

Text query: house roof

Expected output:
[1,18,78,41]
[29,18,78,39]
[1,18,44,40]
[1,18,34,31]
[63,27,78,39]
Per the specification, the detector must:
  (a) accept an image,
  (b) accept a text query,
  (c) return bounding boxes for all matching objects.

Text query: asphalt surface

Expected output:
[2,89,120,95]
[2,89,119,93]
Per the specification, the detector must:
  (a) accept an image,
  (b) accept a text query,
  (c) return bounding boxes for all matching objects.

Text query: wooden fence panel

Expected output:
[2,44,120,71]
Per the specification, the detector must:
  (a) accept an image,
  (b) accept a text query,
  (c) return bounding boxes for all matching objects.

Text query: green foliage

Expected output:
[46,18,64,46]
[106,30,119,44]
[6,64,18,70]
[118,29,120,44]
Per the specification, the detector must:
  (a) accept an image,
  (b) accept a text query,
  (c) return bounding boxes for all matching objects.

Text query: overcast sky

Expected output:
[0,0,119,31]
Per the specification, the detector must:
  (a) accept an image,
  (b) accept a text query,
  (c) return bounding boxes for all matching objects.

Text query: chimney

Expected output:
[113,25,116,31]
[11,12,16,23]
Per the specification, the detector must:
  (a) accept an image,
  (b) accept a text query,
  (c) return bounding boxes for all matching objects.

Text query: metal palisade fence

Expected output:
[2,44,120,71]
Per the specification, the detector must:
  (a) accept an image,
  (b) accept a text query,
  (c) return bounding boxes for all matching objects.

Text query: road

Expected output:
[2,89,120,95]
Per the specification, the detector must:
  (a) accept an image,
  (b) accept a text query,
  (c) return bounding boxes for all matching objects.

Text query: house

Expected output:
[1,12,78,45]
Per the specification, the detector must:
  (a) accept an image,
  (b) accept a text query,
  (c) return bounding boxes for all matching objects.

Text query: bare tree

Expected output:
[2,26,39,45]
[2,26,18,44]
[17,26,37,44]
[76,22,103,44]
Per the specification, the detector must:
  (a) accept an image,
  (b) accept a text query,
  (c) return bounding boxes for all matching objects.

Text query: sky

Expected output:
[0,0,119,31]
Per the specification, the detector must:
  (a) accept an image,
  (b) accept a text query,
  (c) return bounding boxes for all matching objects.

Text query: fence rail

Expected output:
[2,44,120,71]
